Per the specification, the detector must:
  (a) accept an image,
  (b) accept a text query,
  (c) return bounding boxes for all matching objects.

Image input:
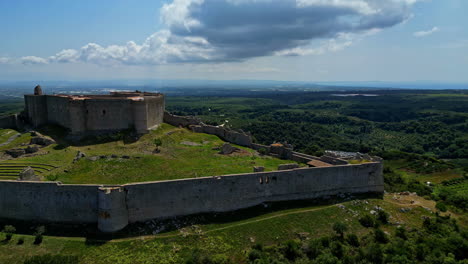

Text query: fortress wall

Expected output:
[192,125,252,147]
[85,100,133,131]
[124,162,383,223]
[0,115,18,129]
[144,96,165,129]
[0,181,99,223]
[46,96,71,128]
[24,95,48,127]
[163,112,201,127]
[319,156,349,165]
[0,162,383,232]
[69,100,86,134]
[133,101,148,134]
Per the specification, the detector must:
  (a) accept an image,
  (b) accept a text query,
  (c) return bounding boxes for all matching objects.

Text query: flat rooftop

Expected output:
[32,91,163,101]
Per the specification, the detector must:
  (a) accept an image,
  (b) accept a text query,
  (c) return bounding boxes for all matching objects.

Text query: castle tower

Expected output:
[34,85,43,95]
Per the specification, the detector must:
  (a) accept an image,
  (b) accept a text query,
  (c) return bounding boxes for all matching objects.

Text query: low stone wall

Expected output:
[191,125,252,147]
[163,112,201,127]
[164,112,253,147]
[0,162,383,232]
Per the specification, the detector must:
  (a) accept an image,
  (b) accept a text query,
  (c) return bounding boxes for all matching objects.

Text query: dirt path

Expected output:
[0,133,21,147]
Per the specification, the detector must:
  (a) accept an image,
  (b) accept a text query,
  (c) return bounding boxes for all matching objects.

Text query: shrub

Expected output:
[247,249,262,262]
[395,227,407,240]
[2,225,16,241]
[330,241,344,258]
[305,239,323,260]
[33,226,45,245]
[282,240,303,261]
[436,202,448,212]
[153,138,162,147]
[359,214,376,228]
[258,148,269,155]
[346,234,360,247]
[374,229,389,244]
[23,254,80,264]
[17,237,25,245]
[366,244,384,264]
[332,222,348,238]
[377,210,389,224]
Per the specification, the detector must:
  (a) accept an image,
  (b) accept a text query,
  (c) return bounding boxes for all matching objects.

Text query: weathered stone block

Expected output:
[278,163,300,170]
[6,148,26,158]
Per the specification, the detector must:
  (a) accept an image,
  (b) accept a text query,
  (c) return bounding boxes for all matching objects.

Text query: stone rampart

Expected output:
[164,112,253,147]
[163,112,201,127]
[0,115,18,129]
[0,162,383,233]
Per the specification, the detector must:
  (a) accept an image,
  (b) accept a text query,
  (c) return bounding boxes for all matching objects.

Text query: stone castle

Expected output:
[0,87,384,233]
[24,85,165,135]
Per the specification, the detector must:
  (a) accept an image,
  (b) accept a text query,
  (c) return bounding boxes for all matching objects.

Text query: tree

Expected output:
[332,222,348,238]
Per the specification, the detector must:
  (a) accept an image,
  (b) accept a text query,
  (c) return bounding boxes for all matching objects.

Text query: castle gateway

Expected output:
[24,86,165,135]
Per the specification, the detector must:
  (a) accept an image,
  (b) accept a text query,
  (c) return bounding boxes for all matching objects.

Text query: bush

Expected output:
[153,138,162,147]
[374,229,389,244]
[33,226,45,245]
[258,148,269,155]
[282,240,303,261]
[395,227,407,240]
[2,225,16,241]
[332,222,348,238]
[17,237,25,245]
[377,210,390,224]
[436,202,448,212]
[23,254,80,264]
[346,234,360,247]
[359,214,376,228]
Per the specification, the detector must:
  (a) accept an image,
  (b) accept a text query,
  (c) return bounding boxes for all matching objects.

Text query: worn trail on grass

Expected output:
[0,133,21,147]
[110,204,336,242]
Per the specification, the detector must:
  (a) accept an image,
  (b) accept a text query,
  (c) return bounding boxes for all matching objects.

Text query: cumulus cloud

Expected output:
[20,56,49,65]
[20,0,418,65]
[413,26,439,37]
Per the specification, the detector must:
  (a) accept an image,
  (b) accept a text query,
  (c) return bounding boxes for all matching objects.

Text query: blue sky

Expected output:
[0,0,467,82]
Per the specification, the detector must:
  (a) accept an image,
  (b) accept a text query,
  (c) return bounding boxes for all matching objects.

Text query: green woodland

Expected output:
[0,89,467,263]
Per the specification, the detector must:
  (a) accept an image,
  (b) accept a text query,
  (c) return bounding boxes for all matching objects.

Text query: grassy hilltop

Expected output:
[0,124,295,184]
[0,89,467,263]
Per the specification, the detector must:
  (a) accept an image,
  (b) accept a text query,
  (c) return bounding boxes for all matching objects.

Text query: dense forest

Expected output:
[166,90,468,159]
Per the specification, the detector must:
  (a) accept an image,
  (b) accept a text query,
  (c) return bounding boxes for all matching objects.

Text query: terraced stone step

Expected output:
[0,165,55,171]
[0,163,58,168]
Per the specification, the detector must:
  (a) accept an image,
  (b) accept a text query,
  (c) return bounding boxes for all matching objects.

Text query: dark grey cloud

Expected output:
[12,0,417,65]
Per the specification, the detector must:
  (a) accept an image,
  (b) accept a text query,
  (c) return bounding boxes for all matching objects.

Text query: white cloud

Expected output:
[413,26,439,37]
[20,56,49,65]
[11,0,418,66]
[0,57,11,64]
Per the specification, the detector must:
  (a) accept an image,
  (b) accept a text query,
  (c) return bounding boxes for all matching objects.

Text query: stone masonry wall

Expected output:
[0,115,18,129]
[0,162,383,232]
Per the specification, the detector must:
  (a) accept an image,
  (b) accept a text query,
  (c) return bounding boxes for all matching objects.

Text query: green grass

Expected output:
[2,124,296,184]
[0,195,456,264]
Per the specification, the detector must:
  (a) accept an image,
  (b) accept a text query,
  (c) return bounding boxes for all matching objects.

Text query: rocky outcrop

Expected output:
[219,143,240,155]
[25,145,40,154]
[253,166,265,172]
[73,151,86,163]
[30,136,56,146]
[18,167,41,181]
[6,148,26,158]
